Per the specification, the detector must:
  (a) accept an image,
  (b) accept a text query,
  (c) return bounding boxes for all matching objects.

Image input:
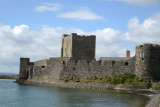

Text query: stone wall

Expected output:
[34,59,47,67]
[25,56,134,82]
[28,57,135,81]
[59,57,135,80]
[31,59,49,77]
[48,58,66,80]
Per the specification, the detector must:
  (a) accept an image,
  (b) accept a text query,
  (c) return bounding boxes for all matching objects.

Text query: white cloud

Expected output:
[90,28,123,44]
[111,0,160,6]
[58,8,103,20]
[13,25,29,35]
[34,3,61,12]
[34,4,103,20]
[125,13,160,44]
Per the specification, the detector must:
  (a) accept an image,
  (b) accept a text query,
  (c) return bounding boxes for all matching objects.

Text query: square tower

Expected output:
[61,33,96,60]
[19,58,30,79]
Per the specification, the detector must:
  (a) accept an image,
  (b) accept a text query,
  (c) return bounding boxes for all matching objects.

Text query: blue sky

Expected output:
[0,0,160,73]
[1,0,160,31]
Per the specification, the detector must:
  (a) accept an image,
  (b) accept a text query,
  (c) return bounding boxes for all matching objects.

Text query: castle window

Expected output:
[98,60,102,65]
[125,62,128,66]
[66,42,68,52]
[87,60,91,65]
[75,60,78,66]
[41,66,45,68]
[112,61,115,66]
[63,61,66,65]
[139,52,144,61]
[139,52,144,58]
[142,58,144,61]
[73,67,76,70]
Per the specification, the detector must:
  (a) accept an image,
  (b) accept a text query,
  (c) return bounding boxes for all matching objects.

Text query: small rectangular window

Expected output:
[112,61,115,66]
[98,61,102,65]
[125,62,128,66]
[87,61,91,65]
[63,61,66,65]
[41,66,45,68]
[75,60,78,66]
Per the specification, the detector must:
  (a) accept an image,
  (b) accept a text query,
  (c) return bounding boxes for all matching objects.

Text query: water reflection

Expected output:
[0,79,147,107]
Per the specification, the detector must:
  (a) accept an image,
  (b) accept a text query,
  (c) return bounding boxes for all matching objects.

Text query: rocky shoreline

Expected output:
[145,93,160,107]
[121,89,160,107]
[0,75,19,79]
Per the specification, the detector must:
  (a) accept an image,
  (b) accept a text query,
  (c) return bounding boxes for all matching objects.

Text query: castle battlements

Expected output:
[136,43,160,48]
[63,33,96,38]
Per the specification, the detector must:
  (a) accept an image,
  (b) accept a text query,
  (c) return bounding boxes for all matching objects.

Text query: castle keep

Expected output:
[18,33,160,82]
[61,33,96,60]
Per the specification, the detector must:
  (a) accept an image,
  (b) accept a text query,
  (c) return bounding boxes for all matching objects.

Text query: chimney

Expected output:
[126,50,130,58]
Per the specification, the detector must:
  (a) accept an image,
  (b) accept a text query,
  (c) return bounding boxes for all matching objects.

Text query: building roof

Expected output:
[99,57,130,61]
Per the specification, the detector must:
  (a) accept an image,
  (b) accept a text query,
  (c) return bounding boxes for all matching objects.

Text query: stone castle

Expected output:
[19,33,160,82]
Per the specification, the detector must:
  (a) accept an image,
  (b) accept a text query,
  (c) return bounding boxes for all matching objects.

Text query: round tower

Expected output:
[135,44,160,80]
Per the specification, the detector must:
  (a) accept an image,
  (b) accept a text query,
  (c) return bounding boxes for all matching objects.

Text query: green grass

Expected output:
[61,75,80,82]
[60,73,142,84]
[152,87,160,90]
[151,82,160,90]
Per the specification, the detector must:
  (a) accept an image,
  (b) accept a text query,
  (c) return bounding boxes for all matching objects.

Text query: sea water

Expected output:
[0,79,148,107]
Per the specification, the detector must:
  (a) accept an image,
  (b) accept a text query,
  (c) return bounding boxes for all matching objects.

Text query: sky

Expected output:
[0,0,160,74]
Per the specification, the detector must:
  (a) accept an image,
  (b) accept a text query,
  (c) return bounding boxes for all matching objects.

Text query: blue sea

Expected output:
[0,79,147,107]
